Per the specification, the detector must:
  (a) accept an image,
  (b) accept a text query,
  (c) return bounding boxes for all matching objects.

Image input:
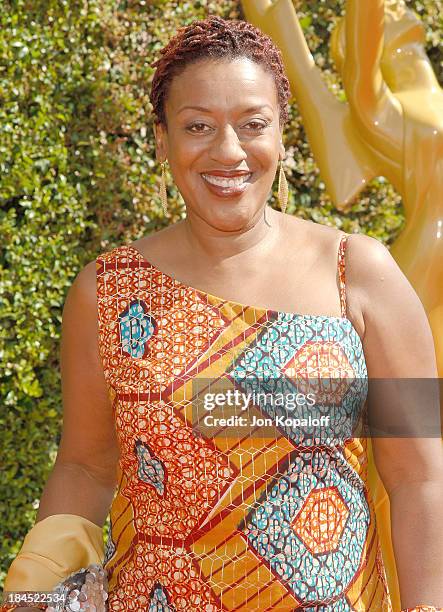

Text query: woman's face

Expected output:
[154,57,285,231]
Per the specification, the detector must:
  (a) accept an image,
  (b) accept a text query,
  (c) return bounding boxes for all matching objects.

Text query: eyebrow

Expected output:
[177,104,275,115]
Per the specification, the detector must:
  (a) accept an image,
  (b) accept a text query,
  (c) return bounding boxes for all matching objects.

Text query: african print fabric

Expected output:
[95,234,392,611]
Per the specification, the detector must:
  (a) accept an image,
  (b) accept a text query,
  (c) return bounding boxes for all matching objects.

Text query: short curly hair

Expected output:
[149,15,291,130]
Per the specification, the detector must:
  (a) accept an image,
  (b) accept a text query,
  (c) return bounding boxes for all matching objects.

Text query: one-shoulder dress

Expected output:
[95,233,393,611]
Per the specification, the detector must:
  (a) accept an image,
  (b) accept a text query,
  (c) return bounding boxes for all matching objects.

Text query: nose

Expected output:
[209,124,247,164]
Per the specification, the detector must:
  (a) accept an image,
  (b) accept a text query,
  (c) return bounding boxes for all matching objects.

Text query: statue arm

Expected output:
[343,0,403,164]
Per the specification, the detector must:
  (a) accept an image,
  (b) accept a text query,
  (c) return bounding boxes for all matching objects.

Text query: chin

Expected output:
[204,207,255,231]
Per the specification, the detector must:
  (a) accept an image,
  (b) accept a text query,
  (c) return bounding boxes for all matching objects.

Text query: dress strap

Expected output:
[337,233,349,318]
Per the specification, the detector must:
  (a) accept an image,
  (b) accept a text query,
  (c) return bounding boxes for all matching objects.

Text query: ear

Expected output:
[154,122,168,163]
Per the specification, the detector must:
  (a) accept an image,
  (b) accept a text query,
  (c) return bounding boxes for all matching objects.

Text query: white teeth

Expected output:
[202,173,251,187]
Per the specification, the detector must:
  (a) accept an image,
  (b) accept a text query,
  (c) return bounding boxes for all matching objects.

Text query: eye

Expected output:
[186,120,269,134]
[187,122,210,133]
[245,121,268,131]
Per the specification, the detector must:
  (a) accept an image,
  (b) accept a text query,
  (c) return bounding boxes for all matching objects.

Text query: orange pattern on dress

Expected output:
[95,234,392,611]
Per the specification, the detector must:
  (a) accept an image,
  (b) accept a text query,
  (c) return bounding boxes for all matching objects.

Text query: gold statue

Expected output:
[331,0,443,380]
[241,1,443,609]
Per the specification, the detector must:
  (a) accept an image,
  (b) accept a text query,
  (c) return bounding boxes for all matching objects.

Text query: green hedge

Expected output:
[1,0,442,586]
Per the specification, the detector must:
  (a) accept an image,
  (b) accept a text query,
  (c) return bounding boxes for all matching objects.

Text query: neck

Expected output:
[180,205,282,266]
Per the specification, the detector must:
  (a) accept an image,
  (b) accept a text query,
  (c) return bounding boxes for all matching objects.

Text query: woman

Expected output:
[3,15,442,612]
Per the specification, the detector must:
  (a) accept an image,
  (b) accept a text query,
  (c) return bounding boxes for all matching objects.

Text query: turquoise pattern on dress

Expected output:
[119,299,157,359]
[95,237,393,611]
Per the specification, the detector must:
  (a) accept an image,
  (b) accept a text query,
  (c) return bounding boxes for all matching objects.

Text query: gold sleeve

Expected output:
[3,513,104,591]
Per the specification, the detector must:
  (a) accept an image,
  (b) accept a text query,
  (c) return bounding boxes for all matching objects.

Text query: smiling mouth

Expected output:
[201,173,252,187]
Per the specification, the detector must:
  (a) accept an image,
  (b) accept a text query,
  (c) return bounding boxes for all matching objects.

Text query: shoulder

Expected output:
[344,231,411,316]
[130,220,184,257]
[69,259,97,299]
[344,232,391,297]
[345,233,438,375]
[280,213,336,255]
[282,213,349,256]
[73,241,141,301]
[64,245,128,321]
[62,259,99,323]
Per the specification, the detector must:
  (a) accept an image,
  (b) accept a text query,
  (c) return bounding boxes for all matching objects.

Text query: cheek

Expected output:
[169,138,279,174]
[251,140,280,164]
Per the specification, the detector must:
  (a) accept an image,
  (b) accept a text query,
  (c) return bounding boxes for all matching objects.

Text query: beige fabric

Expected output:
[3,514,104,590]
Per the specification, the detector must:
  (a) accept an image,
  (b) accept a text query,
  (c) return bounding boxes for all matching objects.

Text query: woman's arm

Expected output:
[36,259,120,525]
[346,233,443,609]
[3,260,120,608]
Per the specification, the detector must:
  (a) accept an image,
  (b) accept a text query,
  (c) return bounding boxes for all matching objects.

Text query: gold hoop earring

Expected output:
[278,158,288,214]
[160,160,168,215]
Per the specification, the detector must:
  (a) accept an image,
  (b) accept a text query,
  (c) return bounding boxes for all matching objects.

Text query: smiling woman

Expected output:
[152,55,287,224]
[2,14,442,612]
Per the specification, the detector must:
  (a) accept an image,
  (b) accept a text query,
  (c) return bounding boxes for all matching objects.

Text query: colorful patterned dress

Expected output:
[95,234,393,611]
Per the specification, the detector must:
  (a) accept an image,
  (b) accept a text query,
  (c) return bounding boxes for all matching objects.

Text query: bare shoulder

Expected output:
[280,216,363,335]
[130,220,184,257]
[281,212,343,250]
[64,258,98,316]
[61,258,103,376]
[283,219,434,363]
[344,231,415,318]
[343,232,389,312]
[345,232,438,376]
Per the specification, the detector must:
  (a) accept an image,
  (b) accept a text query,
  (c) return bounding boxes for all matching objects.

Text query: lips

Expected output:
[200,171,252,196]
[201,170,252,177]
[201,173,252,188]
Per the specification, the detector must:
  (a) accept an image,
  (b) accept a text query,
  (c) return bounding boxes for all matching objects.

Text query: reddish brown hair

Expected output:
[149,15,291,129]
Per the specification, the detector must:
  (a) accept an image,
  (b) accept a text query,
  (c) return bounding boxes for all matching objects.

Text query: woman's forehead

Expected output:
[166,58,279,111]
